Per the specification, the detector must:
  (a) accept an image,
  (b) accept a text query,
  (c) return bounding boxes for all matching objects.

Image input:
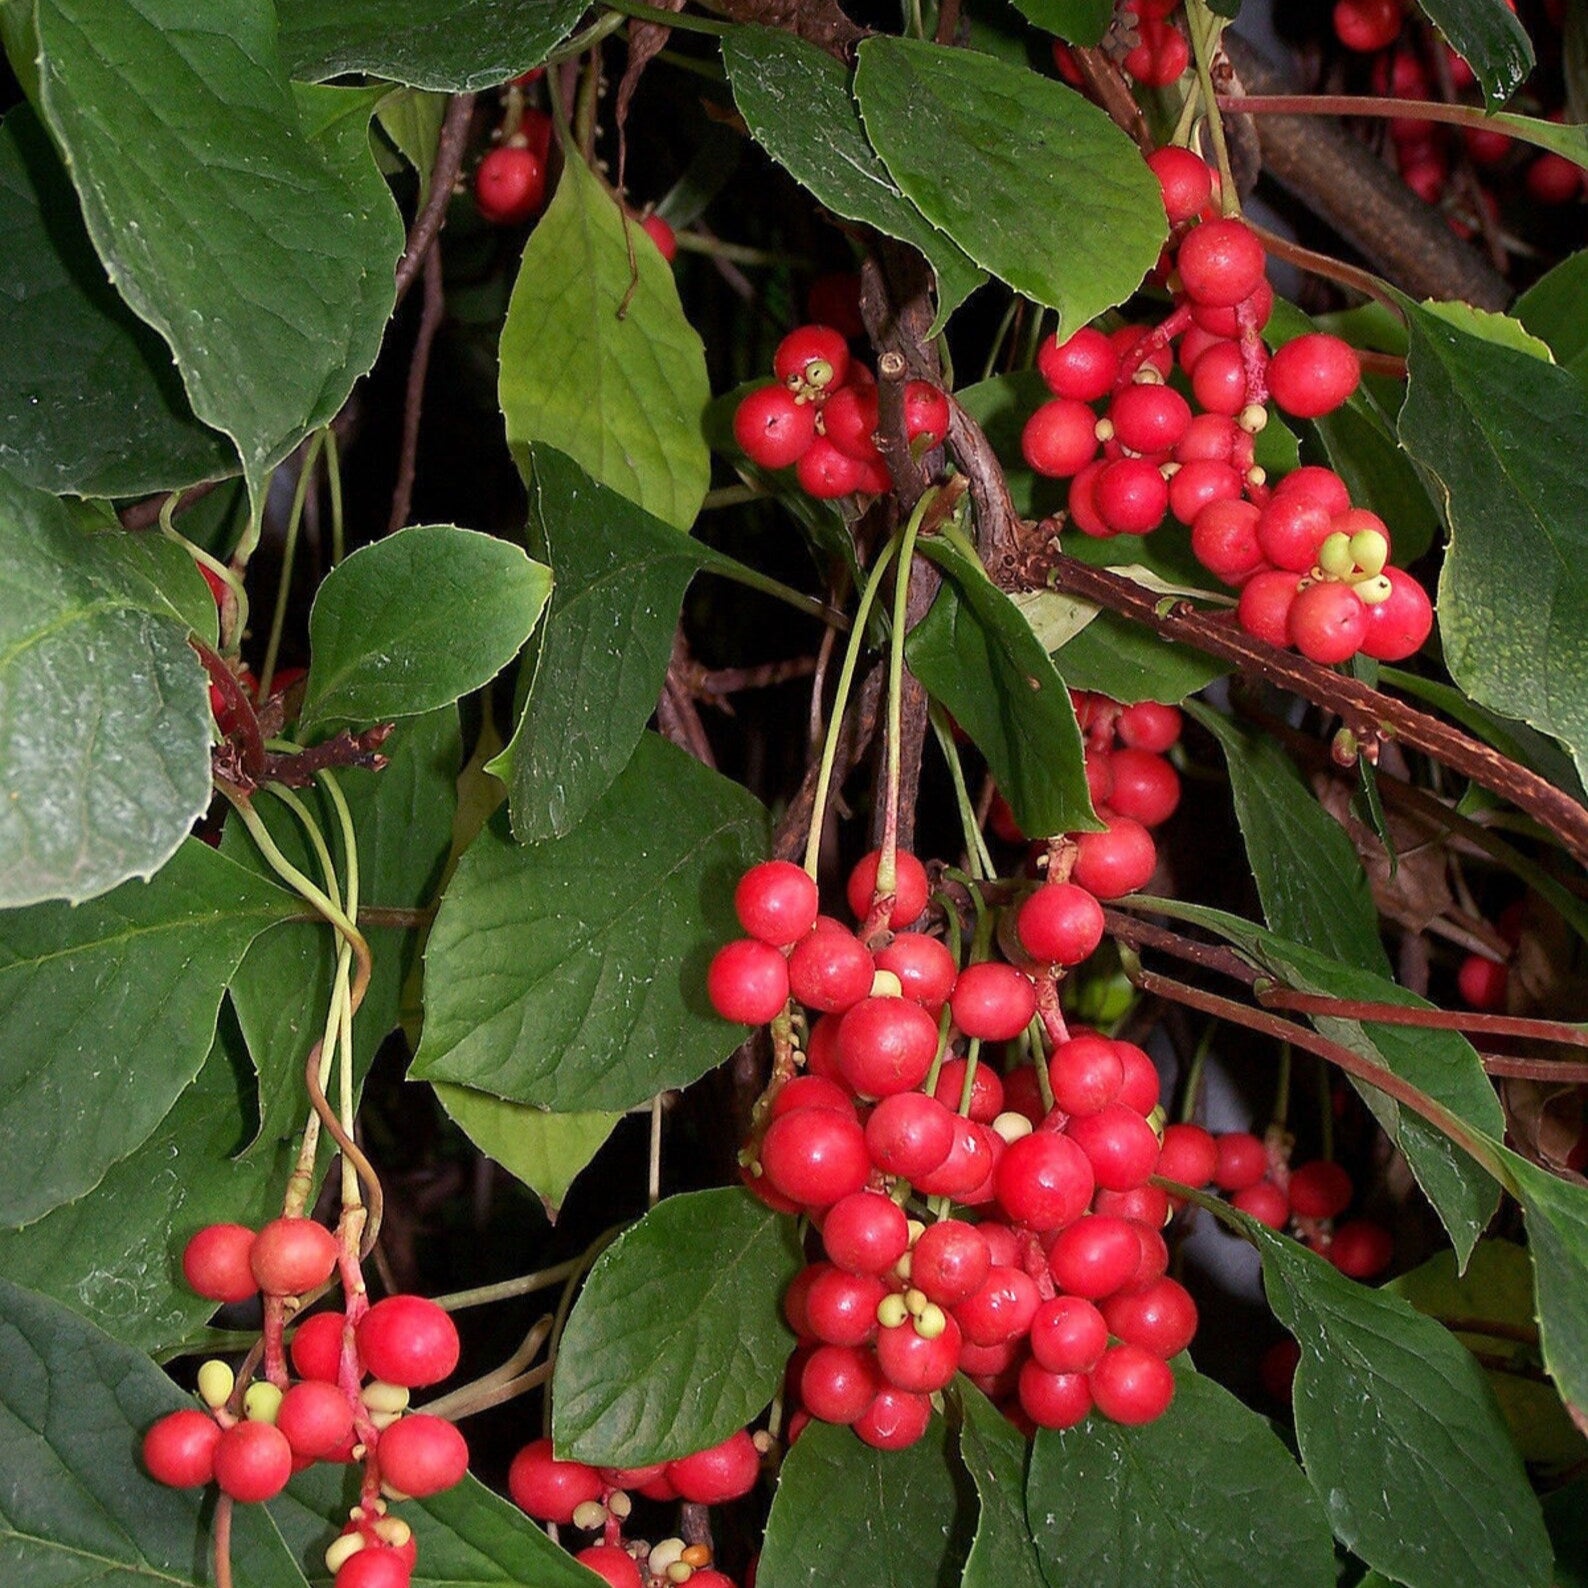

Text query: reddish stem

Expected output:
[1254,984,1588,1051]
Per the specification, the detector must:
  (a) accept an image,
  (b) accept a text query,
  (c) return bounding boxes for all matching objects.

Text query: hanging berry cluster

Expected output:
[732,324,951,499]
[1022,147,1434,668]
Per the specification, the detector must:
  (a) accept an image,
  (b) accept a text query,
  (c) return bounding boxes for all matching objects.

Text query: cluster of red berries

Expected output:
[1022,147,1434,667]
[731,324,950,499]
[508,1432,758,1588]
[707,838,1194,1443]
[1159,1125,1394,1279]
[1050,3,1188,93]
[143,1217,465,1588]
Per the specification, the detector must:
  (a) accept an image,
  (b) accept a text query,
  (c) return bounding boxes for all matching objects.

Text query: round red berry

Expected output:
[474,145,546,225]
[1177,218,1267,308]
[735,860,820,946]
[707,937,790,1025]
[1089,1342,1175,1424]
[213,1420,294,1503]
[356,1294,460,1389]
[182,1223,258,1303]
[143,1409,222,1489]
[1268,334,1361,419]
[250,1217,339,1297]
[508,1437,604,1523]
[734,385,816,470]
[668,1429,761,1503]
[846,849,929,929]
[1288,1160,1354,1221]
[1147,146,1214,225]
[276,1380,355,1460]
[377,1414,469,1498]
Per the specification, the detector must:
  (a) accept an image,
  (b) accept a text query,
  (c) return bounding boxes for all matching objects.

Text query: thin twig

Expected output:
[1253,984,1588,1050]
[388,246,446,533]
[213,1495,234,1588]
[394,94,475,307]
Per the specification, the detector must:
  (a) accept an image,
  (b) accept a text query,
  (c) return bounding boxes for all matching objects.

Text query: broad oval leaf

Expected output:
[908,537,1099,838]
[0,105,235,496]
[1514,247,1588,381]
[278,0,587,92]
[954,1383,1045,1588]
[300,525,551,732]
[500,153,711,532]
[853,39,1165,335]
[1026,1366,1334,1588]
[1399,299,1588,792]
[553,1187,803,1465]
[1006,0,1111,45]
[1506,1149,1588,1432]
[758,1418,970,1588]
[411,733,768,1111]
[0,1276,310,1588]
[721,27,984,337]
[34,0,403,504]
[1246,1212,1552,1588]
[491,446,706,844]
[0,839,292,1228]
[0,468,215,906]
[1417,0,1535,107]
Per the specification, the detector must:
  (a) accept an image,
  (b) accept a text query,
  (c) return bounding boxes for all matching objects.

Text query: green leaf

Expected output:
[1139,896,1504,1265]
[278,0,586,92]
[758,1418,970,1588]
[432,1083,619,1216]
[1544,1475,1588,1588]
[0,468,216,906]
[0,105,235,496]
[377,87,446,207]
[491,446,704,843]
[1246,1212,1552,1588]
[908,536,1099,838]
[34,0,403,506]
[953,1383,1045,1588]
[853,39,1165,335]
[1052,608,1230,705]
[1399,298,1588,791]
[720,27,984,337]
[1388,1238,1588,1469]
[1026,1366,1334,1588]
[277,1466,600,1588]
[1506,1149,1588,1429]
[299,524,551,732]
[1190,705,1383,970]
[1417,0,1535,107]
[1514,247,1588,382]
[0,1276,311,1588]
[0,840,291,1228]
[225,707,460,1154]
[553,1187,803,1465]
[1004,0,1112,45]
[412,733,769,1110]
[500,152,710,532]
[0,1022,295,1355]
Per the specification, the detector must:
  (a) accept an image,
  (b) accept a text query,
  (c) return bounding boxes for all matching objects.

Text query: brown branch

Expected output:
[394,94,475,307]
[1103,908,1262,985]
[1254,984,1588,1051]
[933,0,961,46]
[657,629,718,768]
[1070,46,1152,155]
[1482,1054,1588,1082]
[947,393,1023,585]
[194,638,266,781]
[1030,554,1588,867]
[263,726,393,790]
[684,655,819,703]
[387,245,446,534]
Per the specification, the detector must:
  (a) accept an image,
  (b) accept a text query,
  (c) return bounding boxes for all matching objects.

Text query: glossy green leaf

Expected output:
[299,525,550,732]
[0,105,235,496]
[500,152,710,531]
[1514,247,1588,382]
[0,1276,311,1588]
[432,1084,620,1216]
[34,0,402,506]
[0,1024,294,1355]
[908,537,1099,838]
[554,1187,803,1464]
[1399,299,1588,790]
[1506,1149,1588,1429]
[412,733,769,1110]
[377,87,446,207]
[854,39,1164,335]
[1052,608,1230,705]
[1190,705,1383,970]
[1388,1239,1588,1468]
[491,446,704,843]
[720,27,984,337]
[278,0,586,92]
[0,468,216,907]
[758,1418,970,1588]
[1026,1367,1334,1588]
[1417,0,1535,107]
[1005,0,1111,44]
[0,838,291,1228]
[1247,1213,1552,1588]
[954,1383,1045,1588]
[225,707,460,1154]
[1139,895,1503,1265]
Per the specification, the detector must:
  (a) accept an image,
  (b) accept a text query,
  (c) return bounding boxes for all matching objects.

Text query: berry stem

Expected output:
[929,705,995,881]
[802,537,900,880]
[432,1258,586,1311]
[1176,1020,1217,1124]
[1185,2,1238,217]
[1028,1012,1057,1114]
[1271,1040,1292,1131]
[160,498,247,653]
[324,423,345,568]
[956,1037,983,1117]
[259,429,325,700]
[213,1494,235,1588]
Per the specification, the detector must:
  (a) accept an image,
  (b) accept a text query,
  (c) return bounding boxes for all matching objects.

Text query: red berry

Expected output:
[760,1105,869,1208]
[1108,383,1191,456]
[836,996,940,1097]
[575,1545,644,1588]
[853,1386,933,1450]
[1022,398,1101,478]
[1065,1104,1161,1192]
[846,849,930,928]
[876,1316,963,1392]
[1169,458,1242,526]
[1030,1294,1109,1374]
[992,1130,1095,1230]
[1268,334,1361,418]
[182,1224,258,1303]
[822,1190,910,1274]
[788,927,874,1013]
[291,1310,350,1383]
[1238,569,1302,647]
[912,1114,998,1198]
[1067,460,1114,538]
[1018,1360,1093,1429]
[1330,1220,1393,1279]
[736,860,819,946]
[775,324,850,397]
[875,933,957,1009]
[1123,16,1190,86]
[1047,1214,1144,1299]
[1190,276,1274,337]
[1038,327,1119,401]
[1089,1342,1175,1424]
[1214,1132,1269,1191]
[1114,1040,1161,1114]
[1259,1337,1301,1402]
[1232,1178,1290,1229]
[1177,219,1267,308]
[668,1430,761,1503]
[797,435,867,499]
[356,1295,460,1388]
[1288,580,1368,665]
[1276,464,1352,516]
[640,213,678,262]
[1257,494,1333,574]
[932,1057,1005,1124]
[801,1343,881,1423]
[903,381,950,447]
[276,1381,355,1460]
[1189,341,1250,417]
[822,383,883,463]
[473,145,546,225]
[805,1267,885,1346]
[1288,1160,1354,1220]
[213,1420,294,1503]
[707,938,790,1025]
[143,1409,222,1489]
[1457,952,1508,1011]
[1102,1277,1198,1358]
[910,1219,992,1306]
[376,1414,469,1498]
[864,1090,956,1179]
[335,1547,415,1588]
[250,1217,339,1297]
[1526,152,1582,205]
[1105,748,1179,829]
[950,962,1037,1042]
[1093,457,1170,535]
[952,1266,1040,1347]
[1156,1122,1217,1189]
[1017,882,1105,966]
[1333,0,1403,52]
[1047,1034,1125,1117]
[1192,499,1265,585]
[1071,815,1157,899]
[1147,146,1214,225]
[1359,567,1433,662]
[771,1073,852,1119]
[734,385,816,469]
